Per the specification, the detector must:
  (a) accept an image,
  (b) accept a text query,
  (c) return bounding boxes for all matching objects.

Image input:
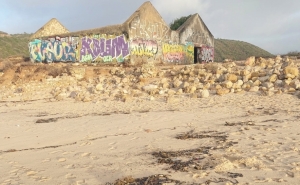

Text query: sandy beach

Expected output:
[1,92,300,185]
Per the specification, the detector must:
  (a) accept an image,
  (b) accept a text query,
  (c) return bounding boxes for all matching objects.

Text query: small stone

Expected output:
[190,93,198,99]
[167,89,176,96]
[245,56,255,66]
[262,82,274,89]
[227,74,238,83]
[142,84,158,92]
[249,86,259,92]
[269,74,278,83]
[95,83,104,91]
[166,96,179,104]
[201,90,210,98]
[216,88,230,96]
[223,80,233,88]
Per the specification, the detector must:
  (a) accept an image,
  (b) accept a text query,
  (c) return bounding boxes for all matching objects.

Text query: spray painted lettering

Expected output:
[80,35,129,63]
[162,43,184,61]
[29,37,79,62]
[201,46,214,62]
[162,42,194,62]
[130,38,158,58]
[129,16,169,40]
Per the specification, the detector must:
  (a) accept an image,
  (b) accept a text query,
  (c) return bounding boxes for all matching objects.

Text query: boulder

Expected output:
[284,66,299,79]
[227,74,238,83]
[245,56,255,66]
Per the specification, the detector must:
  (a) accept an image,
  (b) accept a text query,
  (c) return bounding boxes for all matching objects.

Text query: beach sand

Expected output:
[1,92,300,185]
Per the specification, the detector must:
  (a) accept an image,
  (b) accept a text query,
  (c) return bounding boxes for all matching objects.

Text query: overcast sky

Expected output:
[0,0,299,54]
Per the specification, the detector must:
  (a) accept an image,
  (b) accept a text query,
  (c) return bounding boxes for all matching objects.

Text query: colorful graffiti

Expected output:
[80,35,129,63]
[201,46,214,62]
[29,37,79,62]
[162,43,184,61]
[129,16,169,40]
[130,38,158,58]
[162,42,194,62]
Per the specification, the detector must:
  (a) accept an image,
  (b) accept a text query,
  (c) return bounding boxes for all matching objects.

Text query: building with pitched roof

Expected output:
[29,1,214,64]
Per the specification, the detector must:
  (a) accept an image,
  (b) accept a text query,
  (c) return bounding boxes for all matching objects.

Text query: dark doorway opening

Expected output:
[194,47,201,64]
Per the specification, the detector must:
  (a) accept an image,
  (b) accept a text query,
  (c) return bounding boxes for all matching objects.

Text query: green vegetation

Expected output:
[0,33,31,59]
[284,51,299,56]
[214,39,274,62]
[170,15,192,31]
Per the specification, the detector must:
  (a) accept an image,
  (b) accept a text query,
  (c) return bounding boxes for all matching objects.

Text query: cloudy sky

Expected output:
[0,0,299,54]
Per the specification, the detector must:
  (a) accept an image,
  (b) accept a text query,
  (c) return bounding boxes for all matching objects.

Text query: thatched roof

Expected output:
[30,18,70,39]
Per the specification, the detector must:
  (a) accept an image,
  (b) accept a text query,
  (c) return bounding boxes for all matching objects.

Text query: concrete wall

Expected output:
[124,2,171,65]
[28,34,130,63]
[177,15,214,63]
[31,18,70,39]
[28,2,214,64]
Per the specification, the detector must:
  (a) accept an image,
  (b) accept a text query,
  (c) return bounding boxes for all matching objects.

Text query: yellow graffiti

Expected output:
[131,49,155,58]
[162,43,194,62]
[162,43,184,54]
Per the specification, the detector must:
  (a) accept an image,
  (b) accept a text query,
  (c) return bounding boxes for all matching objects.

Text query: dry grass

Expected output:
[0,60,14,72]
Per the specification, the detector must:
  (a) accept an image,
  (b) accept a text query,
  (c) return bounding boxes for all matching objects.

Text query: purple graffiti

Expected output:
[80,35,129,62]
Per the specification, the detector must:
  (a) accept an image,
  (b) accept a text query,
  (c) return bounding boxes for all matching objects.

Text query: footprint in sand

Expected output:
[90,156,99,160]
[62,152,70,155]
[76,180,86,185]
[80,141,92,146]
[50,150,62,154]
[64,164,75,169]
[108,146,116,150]
[65,173,76,179]
[39,177,51,182]
[109,142,116,145]
[27,171,38,176]
[42,158,51,163]
[9,169,19,174]
[58,158,66,162]
[129,137,138,141]
[81,153,91,157]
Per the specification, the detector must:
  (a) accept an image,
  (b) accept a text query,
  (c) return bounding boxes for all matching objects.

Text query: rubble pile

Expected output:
[0,55,299,102]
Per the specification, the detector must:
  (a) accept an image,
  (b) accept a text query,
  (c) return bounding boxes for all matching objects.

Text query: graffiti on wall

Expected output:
[162,42,194,62]
[130,38,158,58]
[29,36,79,62]
[129,16,169,40]
[201,46,214,62]
[80,35,129,63]
[183,28,213,47]
[162,43,184,61]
